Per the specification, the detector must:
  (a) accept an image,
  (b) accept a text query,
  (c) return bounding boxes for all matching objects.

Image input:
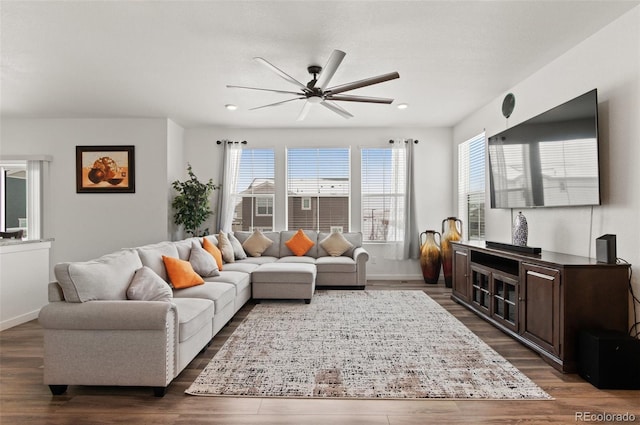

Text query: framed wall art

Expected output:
[76,145,135,193]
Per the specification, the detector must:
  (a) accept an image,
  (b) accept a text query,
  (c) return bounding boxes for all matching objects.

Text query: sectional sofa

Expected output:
[38,230,368,396]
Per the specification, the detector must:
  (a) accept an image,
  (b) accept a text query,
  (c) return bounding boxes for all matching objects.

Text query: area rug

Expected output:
[186,290,552,399]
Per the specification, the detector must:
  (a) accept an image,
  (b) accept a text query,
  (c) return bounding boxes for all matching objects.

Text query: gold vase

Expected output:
[441,217,463,288]
[419,230,441,284]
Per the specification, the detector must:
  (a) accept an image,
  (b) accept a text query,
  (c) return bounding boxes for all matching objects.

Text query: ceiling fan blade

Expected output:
[320,100,353,119]
[315,49,346,90]
[226,85,303,96]
[326,72,400,95]
[249,97,304,111]
[297,101,314,121]
[326,94,394,104]
[254,57,309,91]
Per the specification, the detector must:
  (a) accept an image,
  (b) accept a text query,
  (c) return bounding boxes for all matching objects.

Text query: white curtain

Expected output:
[217,141,242,233]
[384,139,418,260]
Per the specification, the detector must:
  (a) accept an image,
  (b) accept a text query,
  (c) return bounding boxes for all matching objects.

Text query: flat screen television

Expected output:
[487,89,601,208]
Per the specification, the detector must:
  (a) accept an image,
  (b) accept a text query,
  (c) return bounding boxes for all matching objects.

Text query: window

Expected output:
[286,148,350,232]
[458,133,486,240]
[233,149,275,231]
[0,158,46,239]
[361,148,407,242]
[255,197,273,216]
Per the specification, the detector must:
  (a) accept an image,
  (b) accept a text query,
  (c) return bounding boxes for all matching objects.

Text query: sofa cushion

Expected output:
[319,232,354,257]
[54,249,143,303]
[234,256,278,265]
[171,298,214,343]
[276,256,316,264]
[206,271,251,296]
[229,232,248,260]
[202,237,224,270]
[221,262,260,274]
[218,232,235,263]
[284,229,316,257]
[318,232,361,257]
[173,282,235,317]
[189,241,220,277]
[315,256,357,273]
[136,242,180,282]
[162,256,205,289]
[241,230,274,257]
[126,266,173,302]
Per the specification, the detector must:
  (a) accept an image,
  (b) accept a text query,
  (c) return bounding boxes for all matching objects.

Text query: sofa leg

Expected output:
[153,386,167,397]
[304,299,311,304]
[49,385,68,395]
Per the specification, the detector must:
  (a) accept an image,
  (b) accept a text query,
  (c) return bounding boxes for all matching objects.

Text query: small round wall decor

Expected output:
[502,93,515,118]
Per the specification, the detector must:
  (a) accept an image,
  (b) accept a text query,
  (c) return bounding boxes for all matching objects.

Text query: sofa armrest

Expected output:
[39,300,176,330]
[352,247,369,286]
[352,246,370,263]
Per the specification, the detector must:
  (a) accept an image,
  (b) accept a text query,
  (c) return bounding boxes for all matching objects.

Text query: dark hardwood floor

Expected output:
[1,280,638,424]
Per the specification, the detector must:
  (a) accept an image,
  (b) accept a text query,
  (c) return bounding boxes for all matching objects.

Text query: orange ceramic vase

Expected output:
[419,230,441,284]
[441,217,463,288]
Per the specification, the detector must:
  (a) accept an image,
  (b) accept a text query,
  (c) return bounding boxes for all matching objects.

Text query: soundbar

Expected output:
[485,241,542,254]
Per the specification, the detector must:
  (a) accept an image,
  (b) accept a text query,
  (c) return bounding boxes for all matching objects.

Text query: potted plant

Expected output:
[171,164,220,237]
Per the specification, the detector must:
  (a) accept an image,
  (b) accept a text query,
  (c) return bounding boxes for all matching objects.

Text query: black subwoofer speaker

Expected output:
[596,234,617,264]
[578,329,640,389]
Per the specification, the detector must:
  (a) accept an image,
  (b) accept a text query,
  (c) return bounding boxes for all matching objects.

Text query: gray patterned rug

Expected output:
[186,290,552,399]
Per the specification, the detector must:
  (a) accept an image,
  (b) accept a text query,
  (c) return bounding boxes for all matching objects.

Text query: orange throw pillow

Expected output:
[285,229,315,256]
[162,256,204,289]
[202,237,223,270]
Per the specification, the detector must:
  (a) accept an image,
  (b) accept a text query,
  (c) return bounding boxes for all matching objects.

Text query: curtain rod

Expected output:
[216,140,247,145]
[389,139,419,144]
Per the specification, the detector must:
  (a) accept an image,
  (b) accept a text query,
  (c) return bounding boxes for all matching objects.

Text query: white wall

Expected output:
[185,126,453,279]
[454,7,640,320]
[0,118,181,274]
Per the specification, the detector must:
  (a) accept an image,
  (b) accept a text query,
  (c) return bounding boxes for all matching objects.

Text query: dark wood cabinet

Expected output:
[451,241,630,372]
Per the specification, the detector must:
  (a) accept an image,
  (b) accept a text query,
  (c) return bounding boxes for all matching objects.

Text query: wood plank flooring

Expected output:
[1,281,639,424]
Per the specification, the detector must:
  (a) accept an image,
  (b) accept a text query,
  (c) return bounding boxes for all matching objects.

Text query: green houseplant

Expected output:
[171,164,220,237]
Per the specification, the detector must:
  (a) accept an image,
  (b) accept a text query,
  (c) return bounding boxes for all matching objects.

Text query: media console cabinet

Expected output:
[450,241,630,373]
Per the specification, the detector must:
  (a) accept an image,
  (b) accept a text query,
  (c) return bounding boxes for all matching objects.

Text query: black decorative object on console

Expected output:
[485,241,541,255]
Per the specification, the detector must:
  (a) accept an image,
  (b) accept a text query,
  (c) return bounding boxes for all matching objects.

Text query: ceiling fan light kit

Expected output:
[227,49,400,120]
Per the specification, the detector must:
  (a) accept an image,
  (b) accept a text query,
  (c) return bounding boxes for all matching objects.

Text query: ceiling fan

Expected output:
[227,49,400,120]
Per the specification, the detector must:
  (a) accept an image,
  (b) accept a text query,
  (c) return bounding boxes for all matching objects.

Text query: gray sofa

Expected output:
[38,230,368,396]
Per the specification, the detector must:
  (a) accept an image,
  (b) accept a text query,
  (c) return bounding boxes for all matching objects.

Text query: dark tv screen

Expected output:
[488,89,600,208]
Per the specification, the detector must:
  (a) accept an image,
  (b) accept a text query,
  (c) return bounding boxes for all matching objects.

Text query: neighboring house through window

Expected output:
[286,148,350,232]
[233,149,275,231]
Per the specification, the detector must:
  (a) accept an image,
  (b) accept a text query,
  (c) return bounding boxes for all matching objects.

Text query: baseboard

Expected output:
[1,309,40,331]
[367,274,424,281]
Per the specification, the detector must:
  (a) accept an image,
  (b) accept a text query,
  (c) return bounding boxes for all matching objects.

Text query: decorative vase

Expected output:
[419,230,442,284]
[513,211,528,246]
[441,217,463,288]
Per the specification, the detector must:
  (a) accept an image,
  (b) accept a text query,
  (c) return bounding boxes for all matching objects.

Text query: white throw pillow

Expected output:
[218,232,235,263]
[242,229,274,257]
[320,232,354,257]
[126,266,173,302]
[189,241,220,277]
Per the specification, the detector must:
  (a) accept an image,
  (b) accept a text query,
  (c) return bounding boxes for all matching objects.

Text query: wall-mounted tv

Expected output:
[487,89,600,209]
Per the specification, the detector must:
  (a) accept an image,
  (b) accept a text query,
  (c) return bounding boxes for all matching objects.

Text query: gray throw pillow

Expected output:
[320,232,354,257]
[126,266,173,302]
[189,241,220,277]
[229,232,248,260]
[242,229,274,257]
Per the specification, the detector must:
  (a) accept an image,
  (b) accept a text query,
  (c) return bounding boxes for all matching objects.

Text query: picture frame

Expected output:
[76,145,135,193]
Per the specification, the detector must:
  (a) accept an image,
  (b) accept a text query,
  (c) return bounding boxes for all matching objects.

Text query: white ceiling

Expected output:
[1,1,637,129]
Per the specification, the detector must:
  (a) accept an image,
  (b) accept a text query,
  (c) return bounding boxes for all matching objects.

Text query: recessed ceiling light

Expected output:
[397,103,409,110]
[225,104,238,111]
